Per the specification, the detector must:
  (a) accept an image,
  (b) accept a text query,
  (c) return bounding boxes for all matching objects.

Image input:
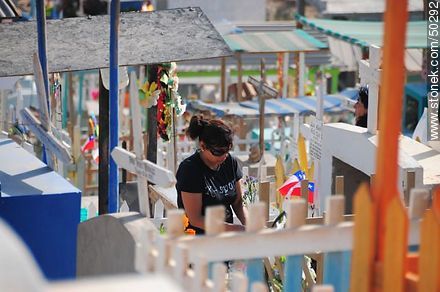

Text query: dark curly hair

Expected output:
[358,86,369,109]
[186,115,233,148]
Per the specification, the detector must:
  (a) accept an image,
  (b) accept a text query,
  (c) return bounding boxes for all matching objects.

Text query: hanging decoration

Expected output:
[139,62,186,142]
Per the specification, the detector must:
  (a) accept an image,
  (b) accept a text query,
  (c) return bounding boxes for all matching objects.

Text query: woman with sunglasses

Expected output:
[176,115,246,234]
[354,86,369,128]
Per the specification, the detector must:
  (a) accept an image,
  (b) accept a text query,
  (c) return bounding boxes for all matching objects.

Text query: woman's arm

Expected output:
[232,180,247,226]
[182,191,245,232]
[181,191,205,230]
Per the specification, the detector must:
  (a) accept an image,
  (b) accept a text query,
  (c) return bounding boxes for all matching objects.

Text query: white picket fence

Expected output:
[137,190,426,292]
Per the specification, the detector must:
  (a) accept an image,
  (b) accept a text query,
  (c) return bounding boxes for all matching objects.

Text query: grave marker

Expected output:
[248,62,278,163]
[20,54,72,166]
[359,45,381,134]
[111,72,176,216]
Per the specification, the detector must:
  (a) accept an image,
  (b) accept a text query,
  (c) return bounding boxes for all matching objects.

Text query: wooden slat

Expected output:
[259,181,270,221]
[297,133,308,178]
[404,171,416,206]
[274,156,285,209]
[335,176,344,196]
[372,0,408,261]
[0,8,231,77]
[350,183,375,292]
[382,196,408,292]
[323,196,350,292]
[246,203,266,288]
[418,207,440,291]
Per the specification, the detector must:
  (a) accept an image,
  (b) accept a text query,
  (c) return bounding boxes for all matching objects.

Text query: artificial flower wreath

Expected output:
[139,62,186,142]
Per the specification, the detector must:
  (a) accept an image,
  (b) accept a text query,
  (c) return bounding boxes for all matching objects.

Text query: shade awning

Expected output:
[239,95,346,115]
[187,94,349,118]
[223,30,328,53]
[295,14,427,49]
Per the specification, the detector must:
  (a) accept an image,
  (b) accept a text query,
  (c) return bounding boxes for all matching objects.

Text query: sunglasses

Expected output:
[207,145,231,157]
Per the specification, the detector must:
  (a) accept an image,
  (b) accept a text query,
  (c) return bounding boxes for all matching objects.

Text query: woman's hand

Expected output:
[225,223,245,232]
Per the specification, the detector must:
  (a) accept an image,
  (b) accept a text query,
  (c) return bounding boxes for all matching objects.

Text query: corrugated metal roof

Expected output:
[296,14,428,49]
[187,94,350,117]
[224,30,327,53]
[307,0,423,16]
[177,21,333,72]
[0,0,20,19]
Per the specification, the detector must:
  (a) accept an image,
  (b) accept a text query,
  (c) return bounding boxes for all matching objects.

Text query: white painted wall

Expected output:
[318,123,425,213]
[167,0,265,22]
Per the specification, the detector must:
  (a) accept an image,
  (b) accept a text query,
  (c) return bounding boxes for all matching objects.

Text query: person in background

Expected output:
[354,86,369,128]
[141,0,154,11]
[176,115,246,235]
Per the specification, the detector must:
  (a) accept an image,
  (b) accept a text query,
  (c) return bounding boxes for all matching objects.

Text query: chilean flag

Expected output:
[278,170,315,203]
[81,136,95,152]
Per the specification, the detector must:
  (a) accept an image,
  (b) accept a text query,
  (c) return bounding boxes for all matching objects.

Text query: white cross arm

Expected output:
[248,76,278,98]
[359,60,381,85]
[20,108,72,164]
[111,146,177,187]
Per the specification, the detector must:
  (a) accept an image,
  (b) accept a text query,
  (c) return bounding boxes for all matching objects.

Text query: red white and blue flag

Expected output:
[278,170,315,203]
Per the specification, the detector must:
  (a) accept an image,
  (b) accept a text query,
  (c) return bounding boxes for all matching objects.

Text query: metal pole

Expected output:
[109,0,120,213]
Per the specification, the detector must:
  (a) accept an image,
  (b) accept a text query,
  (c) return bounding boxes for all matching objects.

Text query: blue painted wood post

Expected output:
[322,196,351,292]
[36,0,50,165]
[323,251,351,292]
[246,259,265,291]
[36,0,50,112]
[108,0,120,213]
[284,255,303,291]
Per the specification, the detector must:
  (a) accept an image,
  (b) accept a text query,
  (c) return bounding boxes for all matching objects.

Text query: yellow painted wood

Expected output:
[382,196,408,292]
[308,161,315,182]
[274,156,286,209]
[350,183,375,292]
[418,208,440,292]
[297,133,308,177]
[372,0,408,261]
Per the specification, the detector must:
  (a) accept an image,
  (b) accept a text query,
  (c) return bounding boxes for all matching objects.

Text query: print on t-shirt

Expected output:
[204,176,237,200]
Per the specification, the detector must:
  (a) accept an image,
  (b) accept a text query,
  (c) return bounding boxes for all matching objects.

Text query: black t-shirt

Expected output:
[176,151,243,234]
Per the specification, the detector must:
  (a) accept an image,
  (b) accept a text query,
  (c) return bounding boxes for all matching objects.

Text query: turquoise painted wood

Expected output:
[323,251,351,292]
[284,255,303,292]
[62,73,69,129]
[246,258,265,291]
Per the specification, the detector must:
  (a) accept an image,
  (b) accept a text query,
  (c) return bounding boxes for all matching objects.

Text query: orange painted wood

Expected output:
[404,273,418,292]
[433,187,440,217]
[382,197,408,292]
[372,0,409,262]
[418,208,440,292]
[406,252,419,274]
[350,183,375,292]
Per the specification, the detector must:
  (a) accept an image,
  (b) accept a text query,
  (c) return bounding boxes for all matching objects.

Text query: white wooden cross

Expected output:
[111,71,176,217]
[309,72,326,215]
[358,45,381,134]
[20,53,72,168]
